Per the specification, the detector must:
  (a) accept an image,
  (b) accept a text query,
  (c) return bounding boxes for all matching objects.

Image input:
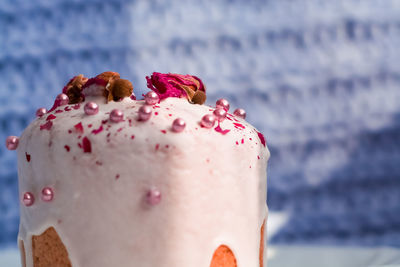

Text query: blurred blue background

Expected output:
[1,0,400,249]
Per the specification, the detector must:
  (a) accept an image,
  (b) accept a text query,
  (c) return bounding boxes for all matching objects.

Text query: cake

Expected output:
[6,72,270,267]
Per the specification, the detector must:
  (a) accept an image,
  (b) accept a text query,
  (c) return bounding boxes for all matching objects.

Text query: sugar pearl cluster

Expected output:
[22,187,54,207]
[200,98,246,128]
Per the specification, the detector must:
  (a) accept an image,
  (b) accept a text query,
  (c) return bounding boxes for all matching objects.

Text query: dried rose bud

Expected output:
[82,71,121,99]
[96,71,120,82]
[146,72,206,104]
[62,74,88,104]
[107,79,133,102]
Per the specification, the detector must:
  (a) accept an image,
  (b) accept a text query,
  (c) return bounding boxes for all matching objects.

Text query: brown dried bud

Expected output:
[96,71,120,82]
[107,79,133,102]
[191,90,206,105]
[63,74,88,104]
[67,86,85,104]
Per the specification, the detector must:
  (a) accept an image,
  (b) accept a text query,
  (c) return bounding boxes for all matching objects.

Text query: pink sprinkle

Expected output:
[92,125,103,135]
[25,152,31,162]
[155,144,160,150]
[64,145,70,152]
[214,124,230,135]
[115,174,120,180]
[64,106,72,111]
[155,112,159,116]
[68,130,72,134]
[40,121,53,131]
[241,138,244,144]
[131,135,135,140]
[233,123,245,129]
[74,122,84,133]
[249,138,252,141]
[46,114,57,121]
[257,155,260,160]
[102,119,108,124]
[256,131,266,147]
[168,114,172,116]
[88,124,93,128]
[82,137,91,153]
[236,141,239,145]
[117,127,123,132]
[55,110,63,114]
[73,104,80,110]
[161,130,167,134]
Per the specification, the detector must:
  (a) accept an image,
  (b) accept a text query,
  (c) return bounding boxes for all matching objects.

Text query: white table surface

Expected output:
[1,212,399,266]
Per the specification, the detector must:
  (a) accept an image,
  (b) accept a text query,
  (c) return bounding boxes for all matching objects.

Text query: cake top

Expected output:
[6,71,266,154]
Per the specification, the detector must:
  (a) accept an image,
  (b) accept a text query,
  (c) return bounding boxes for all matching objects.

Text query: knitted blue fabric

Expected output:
[1,0,400,248]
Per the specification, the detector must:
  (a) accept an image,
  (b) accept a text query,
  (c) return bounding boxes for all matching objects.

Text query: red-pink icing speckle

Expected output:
[64,106,72,111]
[55,110,63,114]
[257,155,260,160]
[64,145,70,152]
[82,137,92,153]
[155,112,159,116]
[102,119,108,124]
[73,104,80,110]
[161,130,167,134]
[165,145,169,148]
[117,127,123,132]
[155,144,160,150]
[74,122,84,133]
[25,152,31,162]
[115,174,120,180]
[214,124,230,135]
[235,141,239,145]
[96,161,103,166]
[131,135,135,140]
[88,124,93,128]
[168,114,172,117]
[256,131,266,147]
[241,138,244,144]
[40,121,53,131]
[92,125,103,135]
[68,130,72,134]
[46,114,57,121]
[233,123,245,130]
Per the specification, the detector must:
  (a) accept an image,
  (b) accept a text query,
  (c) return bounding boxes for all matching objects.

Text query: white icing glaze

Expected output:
[17,96,269,267]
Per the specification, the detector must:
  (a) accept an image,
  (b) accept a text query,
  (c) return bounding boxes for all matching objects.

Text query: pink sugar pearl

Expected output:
[5,136,19,150]
[144,91,159,105]
[172,118,186,132]
[56,93,69,106]
[201,114,216,128]
[146,188,161,205]
[22,192,34,206]
[41,187,54,202]
[213,108,227,122]
[216,98,230,111]
[138,105,152,121]
[36,107,47,117]
[233,108,246,119]
[84,102,99,115]
[110,109,124,122]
